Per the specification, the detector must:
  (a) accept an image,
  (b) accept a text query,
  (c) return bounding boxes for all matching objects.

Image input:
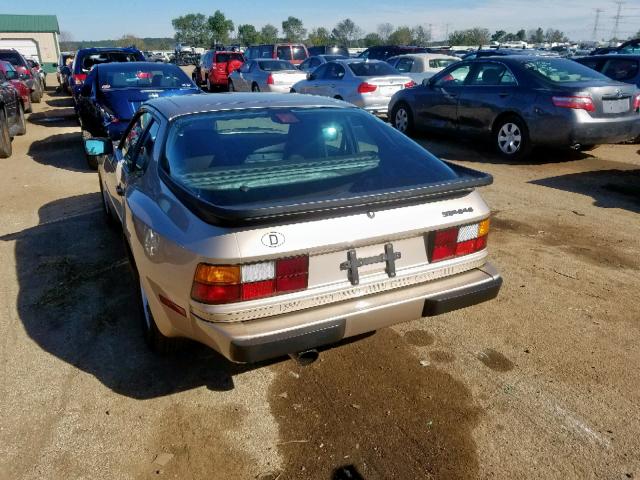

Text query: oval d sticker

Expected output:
[261,232,285,248]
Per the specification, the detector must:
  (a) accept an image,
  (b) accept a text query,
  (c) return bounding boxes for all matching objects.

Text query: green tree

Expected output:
[516,29,526,41]
[171,13,209,46]
[307,27,331,46]
[389,26,413,45]
[332,18,363,47]
[115,34,145,49]
[528,27,544,44]
[448,27,490,46]
[377,23,394,42]
[491,30,507,42]
[282,16,306,42]
[261,24,279,43]
[363,32,383,46]
[237,24,260,46]
[207,10,234,45]
[544,28,567,43]
[412,25,431,46]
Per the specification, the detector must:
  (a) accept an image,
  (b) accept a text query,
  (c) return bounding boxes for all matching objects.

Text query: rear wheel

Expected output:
[31,87,42,104]
[252,83,260,92]
[0,110,12,158]
[129,254,184,354]
[15,102,26,135]
[391,102,414,135]
[493,115,531,160]
[98,171,116,226]
[206,76,213,92]
[228,80,235,92]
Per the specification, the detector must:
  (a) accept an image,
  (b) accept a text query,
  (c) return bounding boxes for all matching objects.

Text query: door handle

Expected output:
[116,185,124,196]
[499,92,510,98]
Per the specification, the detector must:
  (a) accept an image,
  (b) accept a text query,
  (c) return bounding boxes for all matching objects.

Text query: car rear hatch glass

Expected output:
[161,106,492,225]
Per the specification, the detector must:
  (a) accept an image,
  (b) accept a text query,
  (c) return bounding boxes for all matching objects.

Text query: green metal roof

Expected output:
[0,15,59,34]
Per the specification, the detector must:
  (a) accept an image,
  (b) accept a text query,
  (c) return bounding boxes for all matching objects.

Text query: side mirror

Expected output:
[307,73,315,81]
[84,138,113,156]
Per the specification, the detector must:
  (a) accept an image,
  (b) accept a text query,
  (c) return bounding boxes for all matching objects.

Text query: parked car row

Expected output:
[0,48,44,103]
[0,61,28,158]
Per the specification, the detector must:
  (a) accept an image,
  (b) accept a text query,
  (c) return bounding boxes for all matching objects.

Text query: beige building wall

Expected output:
[0,31,59,63]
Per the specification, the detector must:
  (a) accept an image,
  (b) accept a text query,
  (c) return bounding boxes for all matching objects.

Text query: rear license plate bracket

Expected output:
[603,98,629,114]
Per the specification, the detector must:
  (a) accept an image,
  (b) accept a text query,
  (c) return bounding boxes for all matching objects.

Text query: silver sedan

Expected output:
[228,59,306,93]
[291,59,414,114]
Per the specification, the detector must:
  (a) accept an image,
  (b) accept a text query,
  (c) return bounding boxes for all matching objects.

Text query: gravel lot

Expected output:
[1,78,639,480]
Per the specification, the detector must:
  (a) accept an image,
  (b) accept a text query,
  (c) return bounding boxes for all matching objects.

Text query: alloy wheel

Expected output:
[497,123,522,155]
[395,108,409,132]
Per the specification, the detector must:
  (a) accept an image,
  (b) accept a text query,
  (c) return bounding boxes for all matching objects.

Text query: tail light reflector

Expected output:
[552,96,595,112]
[404,80,416,88]
[429,219,490,263]
[73,73,87,84]
[192,255,309,304]
[357,82,377,93]
[266,73,274,85]
[633,94,640,111]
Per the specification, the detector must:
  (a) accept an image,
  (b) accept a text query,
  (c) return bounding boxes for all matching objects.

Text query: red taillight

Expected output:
[404,80,416,88]
[430,219,490,263]
[633,94,640,111]
[73,73,87,85]
[266,73,274,85]
[357,82,377,94]
[552,95,595,112]
[191,255,309,304]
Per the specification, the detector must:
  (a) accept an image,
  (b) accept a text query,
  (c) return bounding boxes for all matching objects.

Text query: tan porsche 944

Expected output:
[84,93,502,363]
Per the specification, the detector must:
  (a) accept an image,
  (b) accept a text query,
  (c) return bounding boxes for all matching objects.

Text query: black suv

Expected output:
[358,45,428,61]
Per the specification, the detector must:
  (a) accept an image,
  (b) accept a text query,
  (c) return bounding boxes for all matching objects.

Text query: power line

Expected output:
[592,8,603,41]
[612,1,625,40]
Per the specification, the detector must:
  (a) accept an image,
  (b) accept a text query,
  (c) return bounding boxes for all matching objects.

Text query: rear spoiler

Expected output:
[159,162,493,227]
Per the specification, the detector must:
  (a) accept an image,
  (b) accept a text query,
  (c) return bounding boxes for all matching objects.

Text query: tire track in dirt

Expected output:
[269,329,482,479]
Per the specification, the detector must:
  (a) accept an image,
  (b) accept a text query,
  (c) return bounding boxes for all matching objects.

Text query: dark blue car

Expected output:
[70,47,145,108]
[77,62,201,168]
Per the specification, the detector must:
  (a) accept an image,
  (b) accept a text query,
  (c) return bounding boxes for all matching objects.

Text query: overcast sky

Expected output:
[6,0,639,41]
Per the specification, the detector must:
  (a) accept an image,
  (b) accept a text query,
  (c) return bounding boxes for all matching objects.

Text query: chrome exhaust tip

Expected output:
[289,349,319,366]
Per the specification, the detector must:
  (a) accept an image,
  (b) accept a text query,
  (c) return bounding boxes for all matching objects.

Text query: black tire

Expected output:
[390,102,415,136]
[493,115,531,160]
[229,80,235,92]
[126,243,184,354]
[15,102,26,135]
[0,110,12,158]
[334,95,343,100]
[98,171,117,227]
[82,129,98,170]
[289,88,296,93]
[31,88,42,104]
[252,83,260,92]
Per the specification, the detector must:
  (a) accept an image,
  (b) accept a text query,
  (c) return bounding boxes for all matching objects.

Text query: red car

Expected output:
[194,50,244,91]
[0,61,32,113]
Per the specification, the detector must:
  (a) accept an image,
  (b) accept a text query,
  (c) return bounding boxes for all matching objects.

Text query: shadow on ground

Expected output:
[0,193,268,399]
[45,97,74,108]
[28,106,78,128]
[413,131,591,165]
[530,169,640,213]
[27,132,92,173]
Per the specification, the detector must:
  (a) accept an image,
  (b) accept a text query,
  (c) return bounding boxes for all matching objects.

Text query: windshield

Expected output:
[258,60,296,71]
[0,51,25,67]
[216,53,244,63]
[79,52,142,73]
[163,107,459,209]
[349,62,399,77]
[430,58,459,68]
[99,65,193,90]
[522,59,610,83]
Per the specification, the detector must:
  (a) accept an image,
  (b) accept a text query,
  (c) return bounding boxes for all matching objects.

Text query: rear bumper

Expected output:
[570,115,640,145]
[191,262,502,363]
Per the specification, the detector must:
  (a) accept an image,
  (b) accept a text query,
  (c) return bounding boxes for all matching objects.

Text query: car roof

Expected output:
[252,58,291,62]
[146,93,352,120]
[335,58,386,64]
[578,54,640,60]
[388,53,459,60]
[77,47,141,54]
[95,61,177,71]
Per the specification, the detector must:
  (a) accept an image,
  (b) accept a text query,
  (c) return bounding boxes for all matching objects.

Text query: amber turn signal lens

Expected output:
[194,264,241,285]
[478,218,490,237]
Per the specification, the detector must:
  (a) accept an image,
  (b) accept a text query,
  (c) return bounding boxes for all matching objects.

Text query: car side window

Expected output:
[311,64,329,79]
[133,120,160,171]
[121,113,151,162]
[395,58,414,73]
[578,58,600,71]
[322,63,345,80]
[434,64,471,87]
[260,46,272,58]
[468,63,517,86]
[602,59,639,81]
[310,58,321,68]
[239,62,251,73]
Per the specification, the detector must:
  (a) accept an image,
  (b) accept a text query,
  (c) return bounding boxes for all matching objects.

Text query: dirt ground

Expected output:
[0,77,639,480]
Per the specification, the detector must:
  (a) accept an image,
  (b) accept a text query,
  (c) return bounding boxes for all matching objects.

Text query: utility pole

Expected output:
[592,8,603,41]
[445,23,450,42]
[612,1,624,41]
